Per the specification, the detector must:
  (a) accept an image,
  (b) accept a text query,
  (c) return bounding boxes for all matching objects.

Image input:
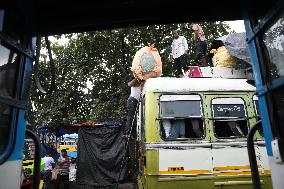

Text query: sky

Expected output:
[225,20,245,33]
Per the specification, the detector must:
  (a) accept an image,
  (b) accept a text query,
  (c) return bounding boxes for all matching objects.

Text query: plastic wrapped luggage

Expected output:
[131,44,162,80]
[210,46,237,68]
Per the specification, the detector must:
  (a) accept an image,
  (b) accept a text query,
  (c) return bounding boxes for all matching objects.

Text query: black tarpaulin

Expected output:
[76,125,127,186]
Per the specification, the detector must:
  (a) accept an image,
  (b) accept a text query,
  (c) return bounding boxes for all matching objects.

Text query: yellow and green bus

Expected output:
[137,68,272,189]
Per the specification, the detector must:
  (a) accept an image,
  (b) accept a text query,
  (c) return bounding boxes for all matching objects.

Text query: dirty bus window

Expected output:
[159,95,204,140]
[212,98,248,138]
[0,44,18,154]
[262,13,284,142]
[262,12,284,81]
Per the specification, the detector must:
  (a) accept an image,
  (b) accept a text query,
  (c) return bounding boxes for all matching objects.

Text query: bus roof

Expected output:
[143,77,255,93]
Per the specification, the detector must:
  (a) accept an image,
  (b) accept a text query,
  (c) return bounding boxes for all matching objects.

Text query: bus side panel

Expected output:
[159,149,212,175]
[0,111,26,189]
[0,160,23,189]
[145,92,160,142]
[212,145,251,175]
[144,175,272,189]
[256,146,271,174]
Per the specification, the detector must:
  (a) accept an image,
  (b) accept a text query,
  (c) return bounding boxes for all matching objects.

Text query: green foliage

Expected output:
[28,22,231,128]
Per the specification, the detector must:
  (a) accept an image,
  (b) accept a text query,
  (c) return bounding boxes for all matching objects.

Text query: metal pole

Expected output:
[247,121,262,189]
[26,129,41,189]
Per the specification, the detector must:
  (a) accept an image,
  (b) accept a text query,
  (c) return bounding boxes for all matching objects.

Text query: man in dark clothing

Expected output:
[189,23,208,67]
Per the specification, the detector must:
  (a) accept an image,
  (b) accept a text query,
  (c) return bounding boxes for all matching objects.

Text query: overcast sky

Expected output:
[225,20,245,33]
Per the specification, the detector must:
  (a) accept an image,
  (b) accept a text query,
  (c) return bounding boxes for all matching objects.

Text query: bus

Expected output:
[136,68,272,189]
[0,0,283,189]
[58,134,78,158]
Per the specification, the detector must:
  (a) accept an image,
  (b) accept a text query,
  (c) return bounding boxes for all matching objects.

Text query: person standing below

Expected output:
[122,78,144,188]
[189,23,208,66]
[56,149,71,189]
[42,152,55,189]
[123,78,144,137]
[170,30,189,78]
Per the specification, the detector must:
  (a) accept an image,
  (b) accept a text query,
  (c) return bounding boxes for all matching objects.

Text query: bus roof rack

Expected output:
[184,66,253,79]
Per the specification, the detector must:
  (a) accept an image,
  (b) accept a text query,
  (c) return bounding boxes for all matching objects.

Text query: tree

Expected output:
[28,22,231,128]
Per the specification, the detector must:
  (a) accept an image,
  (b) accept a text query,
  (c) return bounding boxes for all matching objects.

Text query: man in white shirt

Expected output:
[122,78,144,188]
[170,30,189,78]
[42,152,55,188]
[123,78,144,137]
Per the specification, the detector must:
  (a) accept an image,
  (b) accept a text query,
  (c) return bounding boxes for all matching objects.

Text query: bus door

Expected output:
[0,10,34,189]
[210,97,254,176]
[245,1,284,188]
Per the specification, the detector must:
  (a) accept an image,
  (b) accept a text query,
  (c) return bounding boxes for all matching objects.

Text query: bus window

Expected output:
[0,44,18,154]
[262,12,284,81]
[0,103,12,154]
[262,13,284,144]
[159,95,204,140]
[0,45,18,97]
[212,98,248,138]
[23,139,35,160]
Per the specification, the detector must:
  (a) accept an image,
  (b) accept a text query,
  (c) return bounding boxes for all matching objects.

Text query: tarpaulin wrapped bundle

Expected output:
[131,44,162,80]
[210,32,252,69]
[217,32,251,65]
[210,46,237,68]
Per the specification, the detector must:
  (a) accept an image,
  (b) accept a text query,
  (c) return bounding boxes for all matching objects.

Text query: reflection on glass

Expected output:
[0,44,17,154]
[0,103,12,154]
[159,98,204,140]
[212,104,245,118]
[273,85,284,139]
[0,45,17,97]
[263,12,284,80]
[160,101,201,117]
[212,98,248,138]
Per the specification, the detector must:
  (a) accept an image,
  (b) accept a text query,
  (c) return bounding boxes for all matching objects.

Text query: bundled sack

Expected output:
[131,44,162,80]
[210,46,237,68]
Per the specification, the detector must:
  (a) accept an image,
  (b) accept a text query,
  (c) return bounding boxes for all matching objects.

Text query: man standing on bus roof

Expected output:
[170,30,189,78]
[189,23,208,67]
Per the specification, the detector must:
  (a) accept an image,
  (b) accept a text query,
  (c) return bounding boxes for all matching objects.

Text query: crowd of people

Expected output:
[42,149,75,189]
